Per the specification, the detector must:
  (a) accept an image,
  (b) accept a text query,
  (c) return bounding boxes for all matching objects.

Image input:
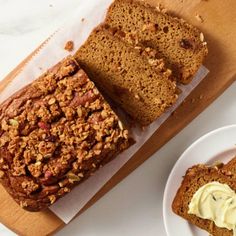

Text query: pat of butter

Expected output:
[188,181,236,236]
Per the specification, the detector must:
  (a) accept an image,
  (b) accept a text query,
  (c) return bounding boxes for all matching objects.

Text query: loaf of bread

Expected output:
[75,26,178,126]
[105,0,208,84]
[0,56,131,211]
[172,164,235,236]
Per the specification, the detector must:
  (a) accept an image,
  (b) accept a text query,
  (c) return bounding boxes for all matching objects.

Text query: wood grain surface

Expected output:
[0,0,236,235]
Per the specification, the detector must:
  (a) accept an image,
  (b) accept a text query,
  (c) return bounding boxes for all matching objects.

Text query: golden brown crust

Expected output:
[0,56,131,211]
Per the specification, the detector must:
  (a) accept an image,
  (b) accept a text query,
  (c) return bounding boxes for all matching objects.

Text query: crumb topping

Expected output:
[0,57,129,208]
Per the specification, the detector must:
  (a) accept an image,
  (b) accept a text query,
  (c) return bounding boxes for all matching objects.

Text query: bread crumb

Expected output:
[48,195,56,204]
[212,161,224,169]
[176,87,182,95]
[118,120,124,130]
[200,33,204,42]
[20,201,28,208]
[48,97,56,105]
[171,110,177,116]
[195,14,204,23]
[63,187,71,193]
[156,3,167,13]
[78,173,84,178]
[134,94,140,100]
[64,41,74,52]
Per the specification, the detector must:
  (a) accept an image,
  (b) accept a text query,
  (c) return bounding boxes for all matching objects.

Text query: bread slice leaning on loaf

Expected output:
[75,26,178,126]
[105,0,208,84]
[172,164,235,236]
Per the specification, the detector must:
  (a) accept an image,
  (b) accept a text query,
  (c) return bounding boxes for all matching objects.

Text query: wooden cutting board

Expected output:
[1,0,236,235]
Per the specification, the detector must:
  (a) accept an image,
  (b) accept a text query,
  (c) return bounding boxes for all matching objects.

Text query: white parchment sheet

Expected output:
[0,0,209,224]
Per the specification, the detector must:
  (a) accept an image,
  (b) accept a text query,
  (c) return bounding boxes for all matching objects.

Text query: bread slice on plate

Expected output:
[172,164,235,236]
[75,26,178,126]
[105,0,208,84]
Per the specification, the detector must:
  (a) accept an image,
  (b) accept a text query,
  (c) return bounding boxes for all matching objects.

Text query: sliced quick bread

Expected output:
[75,26,178,126]
[172,164,235,236]
[105,0,208,84]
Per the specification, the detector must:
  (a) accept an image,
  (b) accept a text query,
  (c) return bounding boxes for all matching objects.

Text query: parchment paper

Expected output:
[0,0,209,224]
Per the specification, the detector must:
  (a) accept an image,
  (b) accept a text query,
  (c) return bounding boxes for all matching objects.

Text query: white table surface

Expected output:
[0,1,236,236]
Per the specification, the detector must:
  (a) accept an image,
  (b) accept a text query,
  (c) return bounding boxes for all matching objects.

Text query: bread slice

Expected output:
[105,0,208,84]
[75,26,178,126]
[172,164,235,236]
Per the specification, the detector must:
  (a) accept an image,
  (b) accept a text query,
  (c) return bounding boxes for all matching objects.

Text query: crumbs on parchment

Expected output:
[64,41,74,52]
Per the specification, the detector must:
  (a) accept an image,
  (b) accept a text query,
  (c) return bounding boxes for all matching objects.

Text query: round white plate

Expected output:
[163,125,236,236]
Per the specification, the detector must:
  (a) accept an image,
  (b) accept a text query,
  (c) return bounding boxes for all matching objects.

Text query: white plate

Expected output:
[163,125,236,236]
